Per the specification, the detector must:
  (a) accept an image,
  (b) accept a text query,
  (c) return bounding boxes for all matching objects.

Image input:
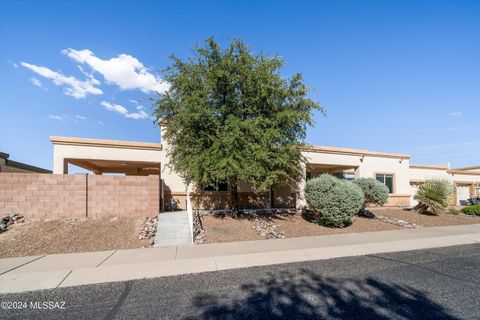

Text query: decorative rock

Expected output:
[139,216,158,242]
[249,213,285,239]
[358,210,376,219]
[193,211,205,244]
[375,215,418,228]
[0,213,25,233]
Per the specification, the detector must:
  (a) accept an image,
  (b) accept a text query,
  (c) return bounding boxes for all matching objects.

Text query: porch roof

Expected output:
[301,145,411,159]
[67,159,160,175]
[50,136,162,151]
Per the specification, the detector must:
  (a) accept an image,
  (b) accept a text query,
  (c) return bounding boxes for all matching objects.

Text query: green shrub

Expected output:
[353,178,389,209]
[305,174,364,227]
[462,204,480,216]
[414,179,452,215]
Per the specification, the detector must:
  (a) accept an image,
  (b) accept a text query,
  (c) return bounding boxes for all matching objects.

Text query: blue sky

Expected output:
[1,0,479,171]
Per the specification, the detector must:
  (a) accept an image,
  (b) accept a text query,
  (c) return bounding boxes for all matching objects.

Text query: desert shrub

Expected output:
[353,178,389,209]
[414,179,452,215]
[462,204,480,216]
[446,207,460,215]
[305,174,364,227]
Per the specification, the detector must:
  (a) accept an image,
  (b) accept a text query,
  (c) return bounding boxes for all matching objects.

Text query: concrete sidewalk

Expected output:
[1,224,479,294]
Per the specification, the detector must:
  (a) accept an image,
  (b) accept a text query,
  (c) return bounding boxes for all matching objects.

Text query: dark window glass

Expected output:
[375,174,385,184]
[217,182,228,192]
[203,182,228,192]
[385,175,394,193]
[376,174,393,193]
[203,185,215,191]
[334,173,344,179]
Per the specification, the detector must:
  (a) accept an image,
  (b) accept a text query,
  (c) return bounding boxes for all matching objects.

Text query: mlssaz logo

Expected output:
[29,301,66,310]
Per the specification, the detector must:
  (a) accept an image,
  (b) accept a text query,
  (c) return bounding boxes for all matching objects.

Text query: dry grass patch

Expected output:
[201,214,263,243]
[275,213,401,238]
[0,216,149,259]
[370,208,480,227]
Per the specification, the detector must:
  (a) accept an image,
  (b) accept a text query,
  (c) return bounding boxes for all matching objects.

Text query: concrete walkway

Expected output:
[154,211,192,247]
[1,224,479,294]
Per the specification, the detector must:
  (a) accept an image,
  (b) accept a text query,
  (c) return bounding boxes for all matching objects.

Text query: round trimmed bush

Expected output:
[462,204,480,216]
[304,174,364,227]
[353,178,389,209]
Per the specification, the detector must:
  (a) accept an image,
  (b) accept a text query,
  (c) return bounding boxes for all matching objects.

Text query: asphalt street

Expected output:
[1,244,479,320]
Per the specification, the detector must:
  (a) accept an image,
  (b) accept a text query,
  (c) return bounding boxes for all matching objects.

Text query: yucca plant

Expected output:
[414,179,452,215]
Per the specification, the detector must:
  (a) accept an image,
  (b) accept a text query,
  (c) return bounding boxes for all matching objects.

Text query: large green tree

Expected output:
[154,38,323,213]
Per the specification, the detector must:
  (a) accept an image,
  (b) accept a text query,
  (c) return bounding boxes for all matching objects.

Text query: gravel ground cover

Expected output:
[201,208,480,243]
[0,216,150,259]
[370,208,480,227]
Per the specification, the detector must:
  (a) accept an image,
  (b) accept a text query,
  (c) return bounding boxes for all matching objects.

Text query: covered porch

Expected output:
[50,136,163,175]
[306,163,358,181]
[66,159,160,176]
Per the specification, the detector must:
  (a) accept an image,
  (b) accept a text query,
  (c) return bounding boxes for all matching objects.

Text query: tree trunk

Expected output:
[231,180,239,216]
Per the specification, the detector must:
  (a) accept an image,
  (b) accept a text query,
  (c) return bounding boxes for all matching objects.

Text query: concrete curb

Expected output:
[1,224,479,294]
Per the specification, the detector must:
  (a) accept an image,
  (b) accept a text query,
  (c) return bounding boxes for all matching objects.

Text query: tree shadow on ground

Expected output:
[187,269,458,320]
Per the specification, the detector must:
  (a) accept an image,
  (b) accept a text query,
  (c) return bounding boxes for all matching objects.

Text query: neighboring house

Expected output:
[50,123,480,209]
[0,152,52,173]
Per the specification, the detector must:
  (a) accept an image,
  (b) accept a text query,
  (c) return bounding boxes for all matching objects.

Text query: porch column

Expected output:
[53,157,68,174]
[296,162,307,210]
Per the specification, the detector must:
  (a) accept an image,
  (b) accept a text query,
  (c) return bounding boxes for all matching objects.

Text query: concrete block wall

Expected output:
[0,173,160,218]
[88,175,159,217]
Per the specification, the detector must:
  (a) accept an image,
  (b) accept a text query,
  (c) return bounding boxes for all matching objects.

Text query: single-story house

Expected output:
[0,152,52,173]
[50,123,480,210]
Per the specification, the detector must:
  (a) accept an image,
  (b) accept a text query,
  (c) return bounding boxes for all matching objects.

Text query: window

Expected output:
[334,172,355,181]
[203,185,215,192]
[203,181,228,192]
[376,174,394,193]
[344,172,355,181]
[217,182,228,192]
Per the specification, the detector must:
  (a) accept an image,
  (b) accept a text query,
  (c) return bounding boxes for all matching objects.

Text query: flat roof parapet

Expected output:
[50,136,162,151]
[301,145,411,159]
[409,164,450,170]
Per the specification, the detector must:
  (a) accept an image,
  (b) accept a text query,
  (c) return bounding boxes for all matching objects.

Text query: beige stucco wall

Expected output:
[52,137,190,194]
[409,167,451,181]
[409,167,480,187]
[409,167,480,205]
[298,150,411,208]
[52,131,480,210]
[52,144,162,173]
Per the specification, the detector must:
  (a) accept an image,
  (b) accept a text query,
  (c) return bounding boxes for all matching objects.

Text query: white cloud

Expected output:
[130,99,139,104]
[136,105,144,110]
[98,120,104,125]
[76,115,87,120]
[30,77,42,87]
[63,48,170,93]
[125,110,149,120]
[100,101,150,120]
[48,115,64,121]
[21,62,102,99]
[100,101,129,115]
[450,111,462,117]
